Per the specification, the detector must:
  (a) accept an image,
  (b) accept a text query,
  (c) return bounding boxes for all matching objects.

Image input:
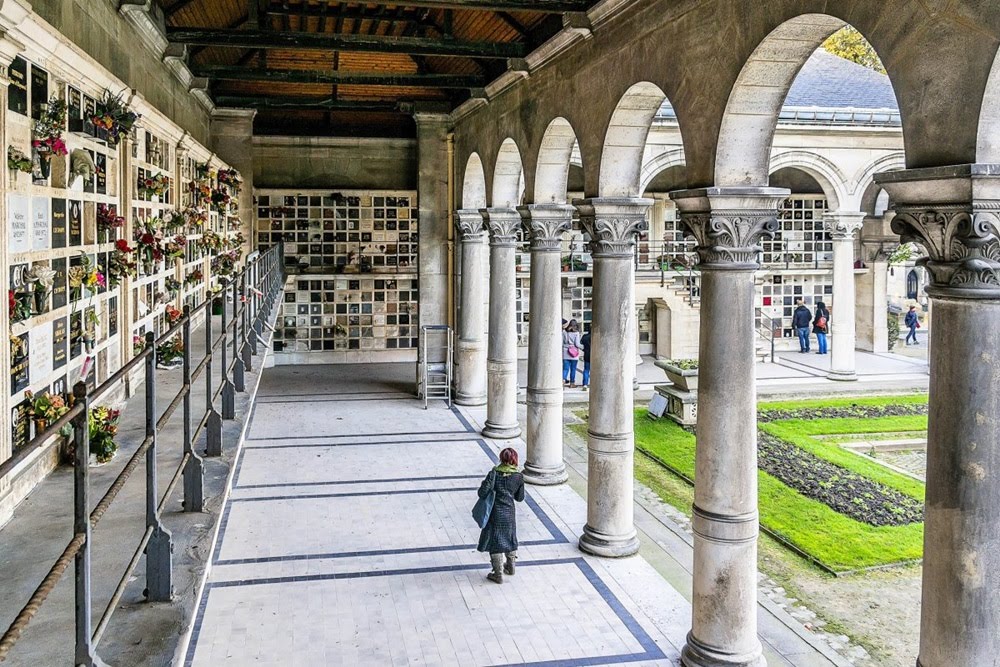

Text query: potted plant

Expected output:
[655,358,699,392]
[88,405,120,465]
[27,264,57,315]
[7,146,32,183]
[32,97,68,182]
[90,89,140,147]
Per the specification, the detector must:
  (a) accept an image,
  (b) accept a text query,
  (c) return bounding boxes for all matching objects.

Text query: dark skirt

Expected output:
[476,471,525,554]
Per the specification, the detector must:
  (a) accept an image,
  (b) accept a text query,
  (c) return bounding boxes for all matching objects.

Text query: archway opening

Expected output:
[534,118,580,204]
[599,82,670,197]
[492,138,524,208]
[462,153,487,209]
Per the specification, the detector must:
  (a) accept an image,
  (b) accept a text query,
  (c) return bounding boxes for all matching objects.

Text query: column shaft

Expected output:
[521,205,573,485]
[454,210,487,406]
[672,187,787,667]
[826,213,863,380]
[576,198,650,558]
[482,208,520,439]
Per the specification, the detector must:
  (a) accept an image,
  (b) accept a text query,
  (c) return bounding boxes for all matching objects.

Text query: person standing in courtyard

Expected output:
[813,301,830,355]
[792,299,812,353]
[562,319,582,388]
[904,306,920,345]
[476,447,525,584]
[580,326,592,390]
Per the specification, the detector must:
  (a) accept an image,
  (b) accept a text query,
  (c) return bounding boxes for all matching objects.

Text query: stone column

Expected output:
[825,212,865,380]
[575,197,651,557]
[519,204,573,485]
[454,209,488,406]
[481,208,521,439]
[210,108,256,253]
[876,165,1000,667]
[413,113,450,397]
[0,33,24,488]
[671,187,788,667]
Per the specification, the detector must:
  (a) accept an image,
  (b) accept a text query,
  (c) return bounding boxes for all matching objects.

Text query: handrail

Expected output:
[0,242,285,665]
[755,307,777,363]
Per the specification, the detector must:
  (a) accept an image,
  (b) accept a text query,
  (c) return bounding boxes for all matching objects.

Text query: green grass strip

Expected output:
[758,394,927,412]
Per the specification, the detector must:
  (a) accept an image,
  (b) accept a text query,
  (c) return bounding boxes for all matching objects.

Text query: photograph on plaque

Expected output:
[32,196,50,251]
[51,199,67,248]
[108,296,118,336]
[52,316,68,370]
[10,331,29,394]
[29,64,48,120]
[69,200,82,246]
[70,310,83,359]
[83,150,95,193]
[8,56,27,114]
[11,399,30,454]
[51,375,68,398]
[8,193,30,254]
[96,152,107,194]
[51,257,68,310]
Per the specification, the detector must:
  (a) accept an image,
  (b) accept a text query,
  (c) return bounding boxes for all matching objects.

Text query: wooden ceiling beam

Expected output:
[214,95,403,111]
[165,0,199,18]
[166,27,528,58]
[291,0,592,12]
[194,65,485,88]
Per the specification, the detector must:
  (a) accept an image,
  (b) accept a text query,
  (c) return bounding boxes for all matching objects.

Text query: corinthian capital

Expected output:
[455,209,485,240]
[518,204,574,252]
[575,198,651,258]
[824,212,866,241]
[482,207,521,247]
[671,187,788,269]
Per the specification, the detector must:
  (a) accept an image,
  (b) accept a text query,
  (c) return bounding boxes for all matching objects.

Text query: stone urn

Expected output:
[654,359,699,392]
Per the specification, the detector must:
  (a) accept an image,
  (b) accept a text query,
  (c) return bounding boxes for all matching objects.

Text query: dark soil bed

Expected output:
[757,432,924,527]
[758,403,927,423]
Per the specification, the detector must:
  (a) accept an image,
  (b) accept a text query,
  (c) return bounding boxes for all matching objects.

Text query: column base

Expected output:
[482,421,521,439]
[523,461,568,486]
[578,524,640,558]
[681,633,766,667]
[826,369,858,382]
[454,391,487,406]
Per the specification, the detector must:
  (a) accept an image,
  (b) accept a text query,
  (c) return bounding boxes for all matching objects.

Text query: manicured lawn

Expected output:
[626,395,928,573]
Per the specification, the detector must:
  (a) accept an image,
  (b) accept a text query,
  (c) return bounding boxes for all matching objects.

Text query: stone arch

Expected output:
[639,148,687,195]
[854,152,905,215]
[768,151,848,211]
[599,82,669,197]
[534,118,579,204]
[461,152,487,209]
[716,14,891,186]
[978,45,1000,162]
[492,138,524,207]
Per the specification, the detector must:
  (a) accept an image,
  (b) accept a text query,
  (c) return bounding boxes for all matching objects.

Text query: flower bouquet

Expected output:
[108,239,137,287]
[9,289,32,323]
[68,253,106,301]
[164,305,182,327]
[134,219,165,274]
[198,229,224,254]
[164,234,187,260]
[27,264,57,314]
[89,405,120,464]
[165,277,182,294]
[25,389,70,435]
[133,334,146,356]
[217,167,242,191]
[156,335,184,369]
[91,89,140,147]
[185,268,204,287]
[97,203,125,243]
[182,206,208,230]
[31,97,68,181]
[211,249,240,277]
[138,172,169,199]
[210,187,231,212]
[8,146,32,181]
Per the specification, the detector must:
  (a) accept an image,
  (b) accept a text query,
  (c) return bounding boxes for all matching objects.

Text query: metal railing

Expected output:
[0,244,284,666]
[755,307,777,363]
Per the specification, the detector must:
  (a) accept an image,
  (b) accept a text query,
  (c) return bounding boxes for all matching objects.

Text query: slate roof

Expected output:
[784,50,898,110]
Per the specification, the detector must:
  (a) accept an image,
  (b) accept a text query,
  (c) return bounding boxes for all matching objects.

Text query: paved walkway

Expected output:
[183,364,843,667]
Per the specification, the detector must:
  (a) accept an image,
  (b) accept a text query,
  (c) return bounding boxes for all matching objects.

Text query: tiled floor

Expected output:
[184,367,686,666]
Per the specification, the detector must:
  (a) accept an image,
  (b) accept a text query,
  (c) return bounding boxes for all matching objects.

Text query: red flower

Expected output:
[141,233,155,245]
[115,239,131,252]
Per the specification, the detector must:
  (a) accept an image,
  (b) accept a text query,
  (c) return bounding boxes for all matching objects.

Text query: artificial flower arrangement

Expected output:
[164,277,182,294]
[24,390,69,431]
[195,162,213,180]
[211,248,240,277]
[198,229,224,254]
[90,89,140,147]
[68,252,106,300]
[182,206,208,229]
[27,264,57,315]
[164,234,187,260]
[138,172,169,199]
[217,167,242,191]
[32,97,69,158]
[108,239,137,287]
[7,146,33,173]
[156,335,184,369]
[191,180,212,208]
[89,405,120,463]
[164,305,183,326]
[227,231,246,249]
[210,187,231,212]
[161,209,185,233]
[184,268,204,287]
[9,288,32,323]
[132,334,146,356]
[134,218,165,272]
[96,203,125,241]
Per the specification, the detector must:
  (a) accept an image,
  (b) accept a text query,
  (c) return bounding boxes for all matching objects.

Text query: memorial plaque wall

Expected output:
[51,198,67,248]
[52,317,68,370]
[8,56,27,114]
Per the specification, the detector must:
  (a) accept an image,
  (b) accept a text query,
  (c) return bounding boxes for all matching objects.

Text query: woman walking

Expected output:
[813,301,830,355]
[477,447,525,584]
[562,319,582,388]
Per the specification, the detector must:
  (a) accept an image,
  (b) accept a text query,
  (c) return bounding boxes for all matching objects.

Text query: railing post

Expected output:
[221,280,237,418]
[233,276,246,392]
[144,332,173,602]
[248,261,259,357]
[181,307,204,511]
[206,295,224,454]
[240,270,253,374]
[72,382,105,667]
